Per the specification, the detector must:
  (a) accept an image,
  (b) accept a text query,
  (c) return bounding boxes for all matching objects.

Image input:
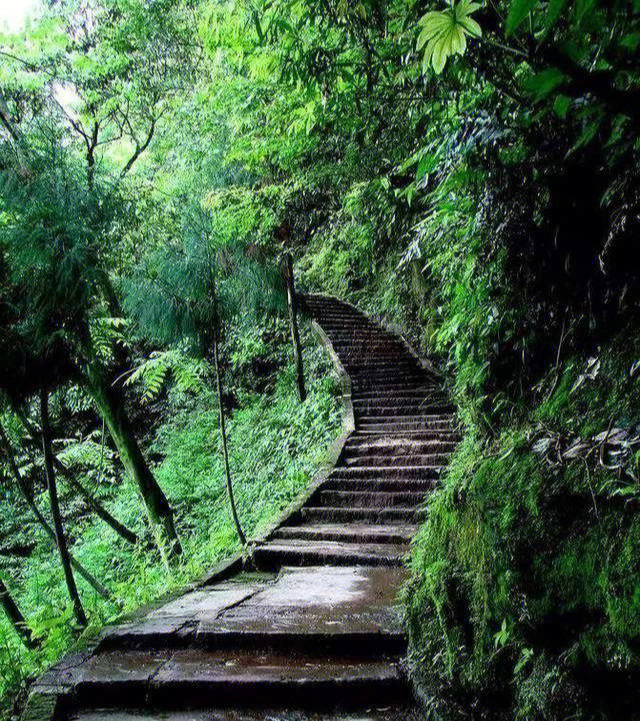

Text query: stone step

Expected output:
[342,453,450,467]
[301,507,424,523]
[253,539,408,569]
[339,349,417,357]
[343,438,458,455]
[67,649,408,710]
[343,363,422,374]
[357,413,454,424]
[329,465,443,480]
[351,392,446,403]
[351,382,436,392]
[327,336,400,346]
[273,522,419,545]
[352,403,454,416]
[317,490,425,508]
[311,315,367,324]
[341,356,418,365]
[349,361,427,376]
[331,342,407,353]
[322,478,435,492]
[69,706,423,720]
[357,422,454,434]
[350,379,431,389]
[323,330,393,339]
[351,388,441,398]
[348,430,458,441]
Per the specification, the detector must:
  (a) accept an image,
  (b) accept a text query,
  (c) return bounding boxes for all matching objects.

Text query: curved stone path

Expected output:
[21,294,456,721]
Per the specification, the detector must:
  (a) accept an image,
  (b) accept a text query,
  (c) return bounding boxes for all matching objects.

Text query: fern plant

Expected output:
[125,349,210,401]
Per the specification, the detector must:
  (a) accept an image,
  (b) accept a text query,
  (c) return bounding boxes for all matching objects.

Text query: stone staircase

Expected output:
[21,294,456,721]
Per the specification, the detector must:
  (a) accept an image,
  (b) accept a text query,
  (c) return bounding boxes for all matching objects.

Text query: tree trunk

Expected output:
[0,424,110,598]
[284,252,306,402]
[213,327,246,546]
[0,576,38,648]
[40,389,87,628]
[84,363,182,561]
[16,411,138,545]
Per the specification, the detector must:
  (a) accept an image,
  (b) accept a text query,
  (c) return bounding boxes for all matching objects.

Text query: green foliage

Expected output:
[405,333,640,719]
[2,0,640,717]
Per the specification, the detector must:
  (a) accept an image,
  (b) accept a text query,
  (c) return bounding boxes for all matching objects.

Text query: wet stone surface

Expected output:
[70,707,423,720]
[201,566,406,638]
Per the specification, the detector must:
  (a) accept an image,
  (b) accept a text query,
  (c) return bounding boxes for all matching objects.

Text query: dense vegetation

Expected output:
[2,0,640,719]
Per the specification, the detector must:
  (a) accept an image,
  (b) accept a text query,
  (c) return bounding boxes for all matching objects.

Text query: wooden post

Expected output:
[284,252,306,402]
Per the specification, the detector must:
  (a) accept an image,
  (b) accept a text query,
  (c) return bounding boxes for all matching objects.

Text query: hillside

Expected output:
[2,1,640,719]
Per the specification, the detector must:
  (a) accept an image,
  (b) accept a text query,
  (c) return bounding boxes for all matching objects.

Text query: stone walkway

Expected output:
[21,294,456,721]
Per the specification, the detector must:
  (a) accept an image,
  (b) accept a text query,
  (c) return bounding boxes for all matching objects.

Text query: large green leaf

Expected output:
[506,0,537,36]
[418,0,482,74]
[525,67,566,100]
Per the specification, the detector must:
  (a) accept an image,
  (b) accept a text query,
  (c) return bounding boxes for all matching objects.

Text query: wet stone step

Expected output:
[357,422,455,433]
[344,365,423,376]
[94,567,407,657]
[273,522,419,545]
[342,449,453,464]
[68,649,408,710]
[350,388,441,398]
[351,391,439,401]
[347,430,459,441]
[69,707,425,721]
[253,539,409,569]
[352,404,453,416]
[322,478,435,492]
[331,343,407,353]
[357,413,454,424]
[300,507,425,523]
[329,465,443,480]
[351,384,437,394]
[342,453,450,468]
[351,393,447,403]
[344,438,458,454]
[316,491,425,508]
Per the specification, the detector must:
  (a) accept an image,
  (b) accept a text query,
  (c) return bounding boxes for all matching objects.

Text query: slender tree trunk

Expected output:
[0,425,110,598]
[284,252,306,402]
[16,411,138,545]
[83,363,182,561]
[40,389,87,627]
[213,328,246,546]
[0,576,38,648]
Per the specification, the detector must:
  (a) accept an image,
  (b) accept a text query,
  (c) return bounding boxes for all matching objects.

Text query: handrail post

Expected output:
[284,252,306,402]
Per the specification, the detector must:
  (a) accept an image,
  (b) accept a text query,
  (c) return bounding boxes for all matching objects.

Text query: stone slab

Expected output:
[200,566,406,638]
[70,706,422,720]
[98,578,273,646]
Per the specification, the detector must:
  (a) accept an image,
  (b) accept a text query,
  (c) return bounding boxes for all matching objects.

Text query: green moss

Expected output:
[405,334,640,720]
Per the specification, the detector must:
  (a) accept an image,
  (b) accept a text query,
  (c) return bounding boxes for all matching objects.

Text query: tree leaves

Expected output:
[525,68,566,100]
[545,0,568,28]
[417,0,482,74]
[505,0,537,36]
